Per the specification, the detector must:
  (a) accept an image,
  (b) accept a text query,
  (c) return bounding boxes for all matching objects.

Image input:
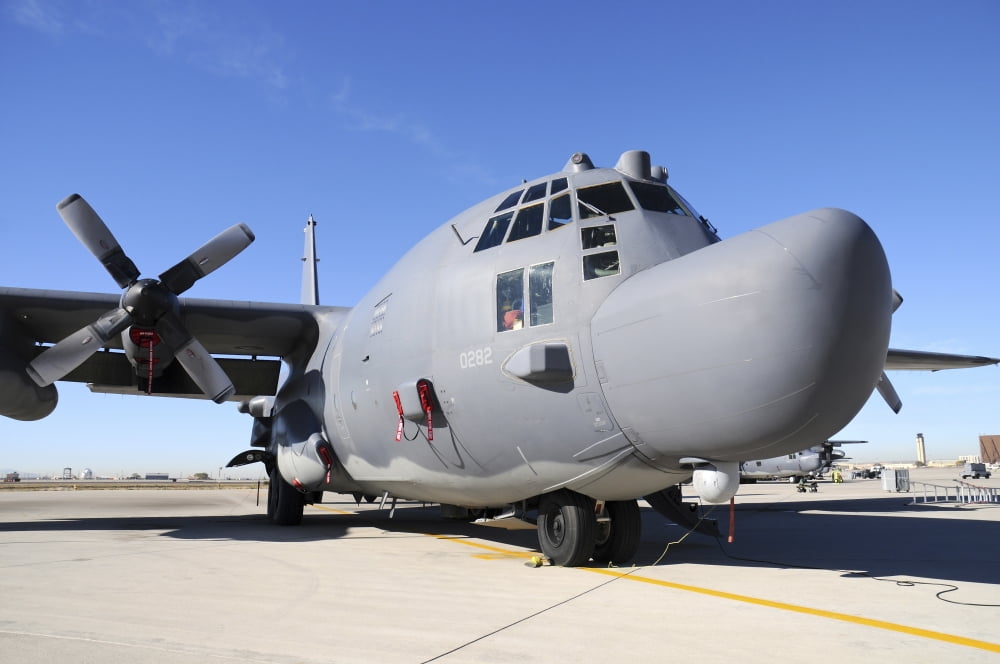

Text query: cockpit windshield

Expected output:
[474,175,713,254]
[475,178,573,253]
[627,181,688,215]
[577,182,634,219]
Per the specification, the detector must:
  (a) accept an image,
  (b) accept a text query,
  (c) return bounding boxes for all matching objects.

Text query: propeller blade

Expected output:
[876,371,902,413]
[155,311,235,403]
[174,338,236,403]
[158,223,256,295]
[56,194,140,288]
[26,307,133,386]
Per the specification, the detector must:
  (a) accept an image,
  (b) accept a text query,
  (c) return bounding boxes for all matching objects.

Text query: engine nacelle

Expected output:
[691,461,740,504]
[272,400,336,491]
[120,326,176,378]
[0,346,57,421]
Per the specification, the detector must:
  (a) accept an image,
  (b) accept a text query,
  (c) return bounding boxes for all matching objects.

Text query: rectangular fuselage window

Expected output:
[497,261,555,332]
[583,251,620,280]
[497,269,524,331]
[529,262,554,326]
[581,224,616,250]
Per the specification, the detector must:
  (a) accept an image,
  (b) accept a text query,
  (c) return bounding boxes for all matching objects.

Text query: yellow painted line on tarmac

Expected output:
[307,505,532,558]
[310,504,358,516]
[425,533,536,560]
[308,507,998,654]
[581,567,1000,655]
[424,532,1000,654]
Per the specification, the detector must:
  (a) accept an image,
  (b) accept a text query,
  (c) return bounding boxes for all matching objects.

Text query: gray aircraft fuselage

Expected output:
[11,148,994,565]
[272,150,892,508]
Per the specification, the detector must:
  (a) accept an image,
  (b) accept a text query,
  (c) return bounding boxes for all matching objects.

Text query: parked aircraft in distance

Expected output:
[2,149,997,566]
[740,441,864,481]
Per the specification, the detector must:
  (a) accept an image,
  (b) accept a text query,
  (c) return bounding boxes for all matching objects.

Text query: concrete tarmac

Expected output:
[1,468,998,663]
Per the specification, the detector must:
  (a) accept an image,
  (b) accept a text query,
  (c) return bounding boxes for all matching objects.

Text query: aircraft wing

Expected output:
[885,348,1000,371]
[0,287,346,400]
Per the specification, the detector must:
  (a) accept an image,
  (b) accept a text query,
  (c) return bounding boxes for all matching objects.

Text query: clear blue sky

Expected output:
[2,0,998,477]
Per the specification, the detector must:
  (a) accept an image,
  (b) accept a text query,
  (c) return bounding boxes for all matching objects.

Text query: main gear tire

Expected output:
[537,490,596,567]
[593,499,641,565]
[268,467,304,525]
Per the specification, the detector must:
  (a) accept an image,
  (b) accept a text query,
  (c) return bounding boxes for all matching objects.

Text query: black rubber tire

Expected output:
[593,499,641,565]
[537,490,596,567]
[268,467,304,525]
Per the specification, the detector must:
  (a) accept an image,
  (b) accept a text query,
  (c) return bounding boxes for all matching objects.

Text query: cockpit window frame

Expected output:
[576,181,635,220]
[494,189,525,213]
[506,203,545,243]
[474,211,515,253]
[627,180,688,215]
[523,182,547,204]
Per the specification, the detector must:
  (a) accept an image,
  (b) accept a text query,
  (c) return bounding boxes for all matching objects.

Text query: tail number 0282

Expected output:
[459,347,493,369]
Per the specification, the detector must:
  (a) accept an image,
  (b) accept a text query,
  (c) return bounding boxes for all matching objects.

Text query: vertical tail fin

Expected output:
[301,214,320,305]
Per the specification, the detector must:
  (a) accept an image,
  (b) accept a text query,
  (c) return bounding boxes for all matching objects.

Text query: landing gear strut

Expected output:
[267,467,305,525]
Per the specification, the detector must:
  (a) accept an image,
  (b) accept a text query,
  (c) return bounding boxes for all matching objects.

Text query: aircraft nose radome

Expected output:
[591,208,892,462]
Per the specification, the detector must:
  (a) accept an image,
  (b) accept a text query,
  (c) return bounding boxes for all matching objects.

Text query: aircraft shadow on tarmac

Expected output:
[2,495,997,588]
[640,494,1000,588]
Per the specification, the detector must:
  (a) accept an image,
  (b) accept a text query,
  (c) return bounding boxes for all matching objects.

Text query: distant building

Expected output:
[915,433,926,465]
[144,473,170,481]
[979,435,1000,464]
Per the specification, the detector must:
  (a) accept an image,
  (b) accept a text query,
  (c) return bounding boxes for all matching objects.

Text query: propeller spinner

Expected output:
[26,194,254,403]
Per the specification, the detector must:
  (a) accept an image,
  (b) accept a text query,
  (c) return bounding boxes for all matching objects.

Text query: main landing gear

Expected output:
[267,467,305,525]
[536,489,641,567]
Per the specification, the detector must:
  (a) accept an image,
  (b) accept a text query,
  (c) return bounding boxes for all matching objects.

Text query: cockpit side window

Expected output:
[497,268,525,331]
[581,225,616,249]
[474,212,514,252]
[577,182,635,219]
[548,193,572,230]
[495,189,524,212]
[628,181,687,215]
[507,203,544,243]
[496,262,556,332]
[550,177,568,195]
[529,262,554,326]
[583,251,620,280]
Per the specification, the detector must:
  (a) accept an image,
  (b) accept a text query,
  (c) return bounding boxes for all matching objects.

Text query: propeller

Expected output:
[27,194,255,403]
[876,289,905,413]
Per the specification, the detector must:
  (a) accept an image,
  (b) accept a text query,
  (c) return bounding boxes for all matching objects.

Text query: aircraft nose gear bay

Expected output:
[1,150,997,567]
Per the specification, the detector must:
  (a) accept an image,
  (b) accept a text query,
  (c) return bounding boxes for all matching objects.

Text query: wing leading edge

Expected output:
[886,348,1000,371]
[0,287,346,403]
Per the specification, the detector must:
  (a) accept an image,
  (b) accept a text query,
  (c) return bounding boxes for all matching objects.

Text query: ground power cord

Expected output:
[419,512,711,663]
[707,505,1000,608]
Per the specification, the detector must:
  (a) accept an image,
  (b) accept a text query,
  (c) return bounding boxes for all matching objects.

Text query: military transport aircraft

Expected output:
[739,441,863,481]
[2,150,997,567]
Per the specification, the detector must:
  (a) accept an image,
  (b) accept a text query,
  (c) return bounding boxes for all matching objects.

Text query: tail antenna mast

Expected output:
[301,214,320,305]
